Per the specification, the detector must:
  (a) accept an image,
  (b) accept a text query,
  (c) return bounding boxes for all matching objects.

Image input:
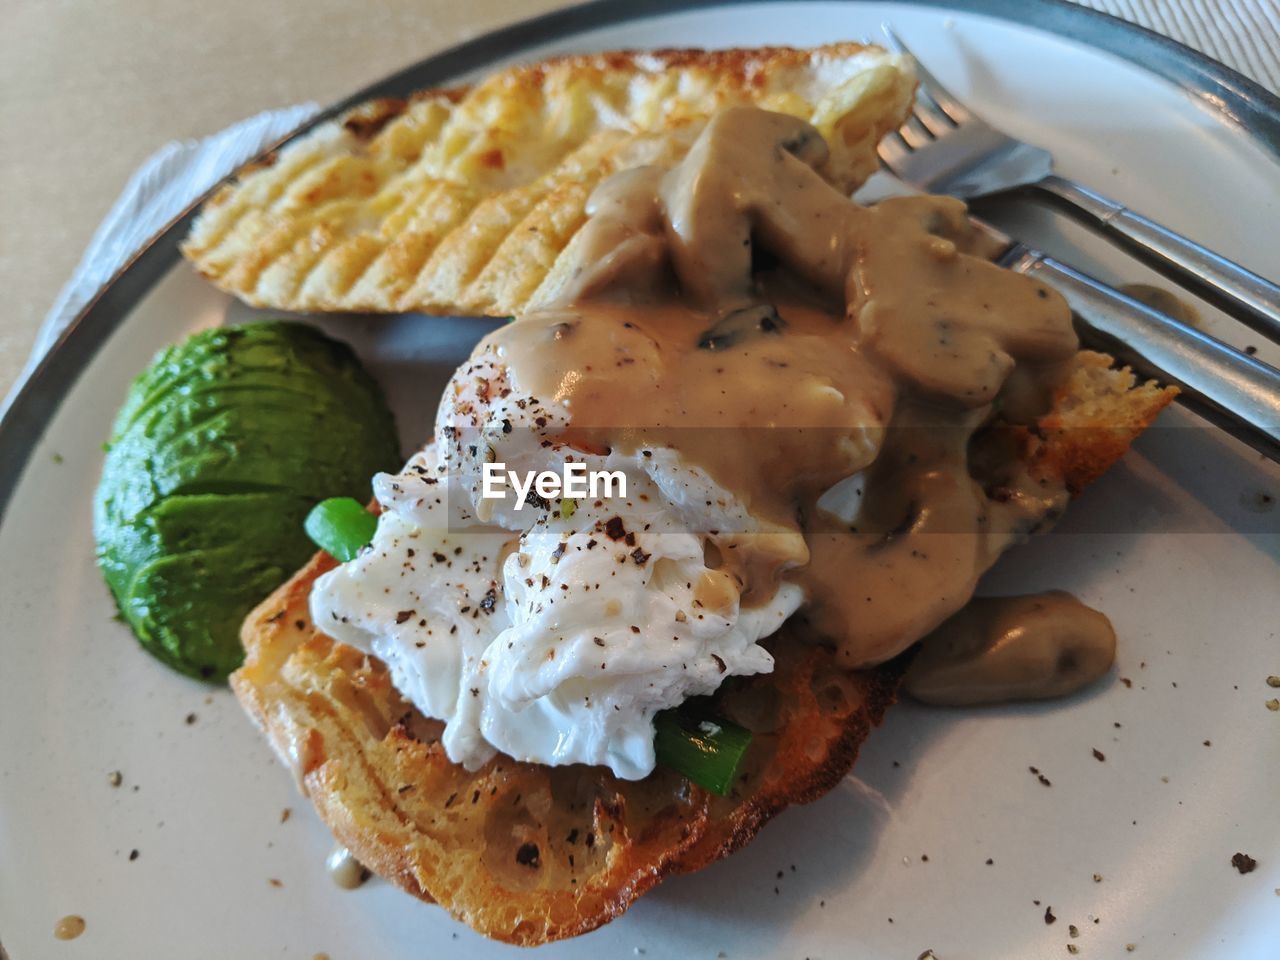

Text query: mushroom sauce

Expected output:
[480,106,1110,693]
[312,104,1118,787]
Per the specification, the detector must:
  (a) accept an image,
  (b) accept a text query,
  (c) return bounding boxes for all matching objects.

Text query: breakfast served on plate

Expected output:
[94,43,1177,945]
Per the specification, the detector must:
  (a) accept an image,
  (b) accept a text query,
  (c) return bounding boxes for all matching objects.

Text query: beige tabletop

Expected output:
[0,0,574,400]
[2,0,1275,404]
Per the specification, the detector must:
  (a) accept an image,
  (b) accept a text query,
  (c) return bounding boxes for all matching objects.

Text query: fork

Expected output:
[877,26,1280,344]
[859,169,1280,461]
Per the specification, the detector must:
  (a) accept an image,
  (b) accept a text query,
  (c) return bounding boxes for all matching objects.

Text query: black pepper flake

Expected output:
[593,637,605,647]
[630,547,651,566]
[1045,905,1057,924]
[396,610,415,624]
[604,517,627,541]
[479,588,498,613]
[1092,748,1106,762]
[432,551,447,563]
[185,713,197,725]
[1232,852,1258,874]
[128,849,139,861]
[712,654,727,673]
[515,843,540,868]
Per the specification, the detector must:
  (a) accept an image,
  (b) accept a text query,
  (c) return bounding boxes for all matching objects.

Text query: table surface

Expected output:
[0,0,1274,403]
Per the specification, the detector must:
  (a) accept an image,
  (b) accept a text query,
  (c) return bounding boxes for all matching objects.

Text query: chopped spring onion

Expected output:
[653,704,753,796]
[304,497,377,562]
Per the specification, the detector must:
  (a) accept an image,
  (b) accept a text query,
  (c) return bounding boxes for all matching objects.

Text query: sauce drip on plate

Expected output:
[326,845,370,889]
[903,591,1117,706]
[54,915,86,941]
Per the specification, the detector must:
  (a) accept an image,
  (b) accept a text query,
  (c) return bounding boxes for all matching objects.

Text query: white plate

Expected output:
[2,3,1279,958]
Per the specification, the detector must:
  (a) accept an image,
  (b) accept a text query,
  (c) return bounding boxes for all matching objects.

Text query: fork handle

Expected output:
[1006,248,1280,462]
[1034,174,1280,344]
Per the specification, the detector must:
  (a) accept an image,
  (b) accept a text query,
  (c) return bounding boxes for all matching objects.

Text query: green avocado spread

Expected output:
[94,321,400,680]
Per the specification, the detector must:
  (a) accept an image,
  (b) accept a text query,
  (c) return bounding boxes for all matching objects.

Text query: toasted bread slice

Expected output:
[234,566,903,945]
[182,44,914,316]
[231,350,1175,945]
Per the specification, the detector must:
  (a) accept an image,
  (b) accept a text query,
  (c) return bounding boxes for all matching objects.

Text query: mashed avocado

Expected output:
[94,321,400,680]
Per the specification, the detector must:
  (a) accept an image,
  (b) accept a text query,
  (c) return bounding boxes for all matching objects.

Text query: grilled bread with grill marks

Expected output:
[182,43,915,317]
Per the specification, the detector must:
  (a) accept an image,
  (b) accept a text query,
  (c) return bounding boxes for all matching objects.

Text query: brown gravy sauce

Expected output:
[476,106,1085,672]
[903,591,1117,706]
[326,844,370,889]
[54,914,86,940]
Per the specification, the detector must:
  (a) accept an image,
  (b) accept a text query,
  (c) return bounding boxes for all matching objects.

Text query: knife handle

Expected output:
[1007,248,1280,462]
[1034,174,1280,344]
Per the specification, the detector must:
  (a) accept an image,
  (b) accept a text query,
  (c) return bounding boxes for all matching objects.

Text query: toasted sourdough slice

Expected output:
[182,43,913,316]
[231,351,1176,945]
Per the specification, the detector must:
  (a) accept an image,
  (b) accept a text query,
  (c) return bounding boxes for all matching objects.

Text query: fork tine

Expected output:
[897,113,933,149]
[910,97,953,137]
[880,24,975,124]
[876,134,911,169]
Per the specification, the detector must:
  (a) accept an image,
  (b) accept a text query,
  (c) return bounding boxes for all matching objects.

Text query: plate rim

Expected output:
[1,0,1278,526]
